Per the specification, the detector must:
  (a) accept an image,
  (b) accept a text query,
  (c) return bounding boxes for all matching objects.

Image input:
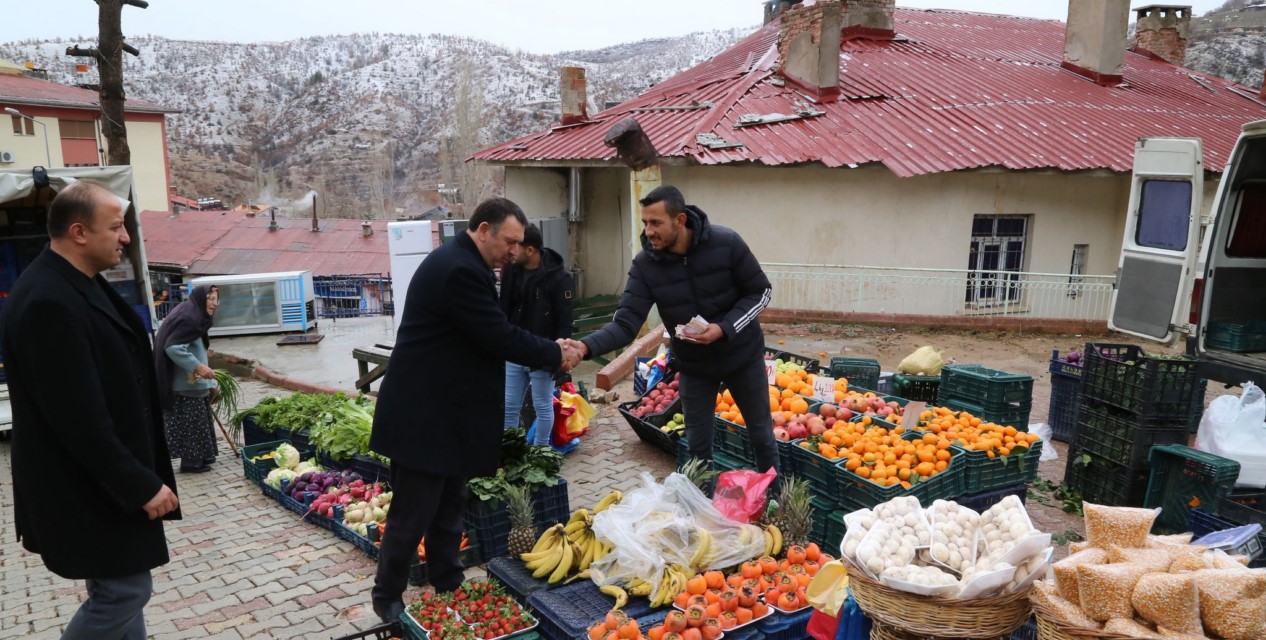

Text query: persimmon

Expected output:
[588,623,608,640]
[751,600,769,618]
[736,586,757,608]
[758,555,778,575]
[786,545,807,564]
[717,590,738,612]
[804,542,821,562]
[717,611,738,630]
[686,595,707,609]
[703,570,726,591]
[647,626,666,640]
[735,607,753,624]
[703,589,720,605]
[740,560,762,579]
[664,611,687,633]
[618,618,641,640]
[684,604,707,629]
[686,574,707,596]
[701,619,723,640]
[681,629,702,640]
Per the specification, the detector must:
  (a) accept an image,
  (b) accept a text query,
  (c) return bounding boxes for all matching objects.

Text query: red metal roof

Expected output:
[140,210,391,277]
[0,71,173,113]
[473,8,1266,177]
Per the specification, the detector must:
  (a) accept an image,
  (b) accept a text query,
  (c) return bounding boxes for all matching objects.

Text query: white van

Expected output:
[1109,127,1266,389]
[0,166,158,439]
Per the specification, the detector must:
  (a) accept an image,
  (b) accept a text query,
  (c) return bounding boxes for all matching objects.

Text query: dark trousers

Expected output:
[372,465,467,607]
[61,571,151,640]
[678,357,781,475]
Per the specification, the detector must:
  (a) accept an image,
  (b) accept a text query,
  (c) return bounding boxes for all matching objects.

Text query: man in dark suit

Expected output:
[369,197,581,622]
[1,181,180,639]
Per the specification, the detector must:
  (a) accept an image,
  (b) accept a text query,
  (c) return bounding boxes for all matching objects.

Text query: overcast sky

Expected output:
[0,1,1229,54]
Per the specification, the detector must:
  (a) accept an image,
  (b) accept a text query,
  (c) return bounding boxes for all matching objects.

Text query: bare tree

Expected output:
[442,57,492,210]
[66,0,148,166]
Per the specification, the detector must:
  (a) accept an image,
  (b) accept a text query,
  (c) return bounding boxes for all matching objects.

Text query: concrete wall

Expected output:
[576,167,632,298]
[655,163,1131,276]
[0,114,63,167]
[121,119,170,213]
[505,166,568,219]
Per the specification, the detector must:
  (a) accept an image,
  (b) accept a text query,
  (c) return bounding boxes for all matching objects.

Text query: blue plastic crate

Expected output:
[1047,373,1080,443]
[1009,618,1037,640]
[526,581,653,640]
[757,604,812,640]
[486,556,556,604]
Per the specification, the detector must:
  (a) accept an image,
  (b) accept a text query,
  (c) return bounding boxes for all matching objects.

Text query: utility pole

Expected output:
[66,0,149,166]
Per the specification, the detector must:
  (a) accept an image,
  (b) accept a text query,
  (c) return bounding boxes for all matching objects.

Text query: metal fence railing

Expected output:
[150,274,395,322]
[762,262,1117,321]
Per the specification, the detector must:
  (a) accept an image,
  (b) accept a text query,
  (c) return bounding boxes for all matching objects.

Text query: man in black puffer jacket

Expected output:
[500,223,574,445]
[567,185,778,473]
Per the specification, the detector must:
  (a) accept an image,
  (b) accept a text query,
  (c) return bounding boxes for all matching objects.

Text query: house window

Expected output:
[1136,179,1191,251]
[10,115,33,136]
[966,215,1028,306]
[58,119,99,167]
[1068,244,1088,297]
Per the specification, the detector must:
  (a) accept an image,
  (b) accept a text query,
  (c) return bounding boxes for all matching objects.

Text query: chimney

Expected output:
[361,220,373,237]
[842,0,895,39]
[1062,0,1131,86]
[1133,5,1192,67]
[559,66,587,126]
[764,0,801,25]
[777,0,842,100]
[268,208,278,232]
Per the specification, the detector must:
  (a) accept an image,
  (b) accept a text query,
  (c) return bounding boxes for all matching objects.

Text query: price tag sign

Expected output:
[765,360,776,385]
[813,376,836,403]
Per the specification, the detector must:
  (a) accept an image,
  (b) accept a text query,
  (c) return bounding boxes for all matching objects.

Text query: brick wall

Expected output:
[777,1,836,64]
[560,66,587,125]
[1134,6,1190,66]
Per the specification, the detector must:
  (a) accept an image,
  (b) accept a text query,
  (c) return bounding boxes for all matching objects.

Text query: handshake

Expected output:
[556,338,588,372]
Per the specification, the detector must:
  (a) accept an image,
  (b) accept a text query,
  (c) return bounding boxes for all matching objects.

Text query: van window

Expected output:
[1136,180,1191,251]
[1227,183,1266,258]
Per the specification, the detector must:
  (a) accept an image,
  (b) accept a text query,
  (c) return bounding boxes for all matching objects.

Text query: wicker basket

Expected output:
[1031,601,1132,640]
[870,620,1010,640]
[846,560,1032,638]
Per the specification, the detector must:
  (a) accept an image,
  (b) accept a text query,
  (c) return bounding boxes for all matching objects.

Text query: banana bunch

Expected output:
[519,524,584,584]
[648,563,693,608]
[593,490,622,514]
[763,523,784,558]
[599,584,629,610]
[686,526,715,571]
[564,508,613,572]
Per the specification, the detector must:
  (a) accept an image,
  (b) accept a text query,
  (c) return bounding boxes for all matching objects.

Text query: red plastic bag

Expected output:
[807,608,841,640]
[712,467,778,523]
[551,382,582,446]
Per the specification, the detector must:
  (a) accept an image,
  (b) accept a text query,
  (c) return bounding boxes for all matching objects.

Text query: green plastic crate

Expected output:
[1145,445,1241,534]
[832,432,966,511]
[822,509,847,553]
[938,397,1031,431]
[714,417,756,464]
[1064,447,1150,507]
[790,439,841,501]
[953,438,1043,495]
[893,373,941,402]
[938,364,1034,412]
[241,439,305,488]
[829,357,881,391]
[1074,401,1189,469]
[808,496,839,548]
[1206,320,1266,353]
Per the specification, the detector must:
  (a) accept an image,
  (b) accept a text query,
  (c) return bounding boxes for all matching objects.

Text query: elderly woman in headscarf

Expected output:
[154,285,220,473]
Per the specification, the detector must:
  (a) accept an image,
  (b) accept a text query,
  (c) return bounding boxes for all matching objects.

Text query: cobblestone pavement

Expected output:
[0,377,672,639]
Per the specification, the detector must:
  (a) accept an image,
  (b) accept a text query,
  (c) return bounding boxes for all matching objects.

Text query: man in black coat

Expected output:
[499,223,574,444]
[369,198,581,622]
[563,185,779,474]
[1,181,180,639]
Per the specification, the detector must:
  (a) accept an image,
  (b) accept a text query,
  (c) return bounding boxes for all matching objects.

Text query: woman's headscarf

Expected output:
[154,285,217,411]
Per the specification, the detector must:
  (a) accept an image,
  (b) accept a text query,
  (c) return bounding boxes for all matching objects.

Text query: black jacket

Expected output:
[581,206,772,377]
[370,232,562,478]
[499,247,574,342]
[1,248,179,580]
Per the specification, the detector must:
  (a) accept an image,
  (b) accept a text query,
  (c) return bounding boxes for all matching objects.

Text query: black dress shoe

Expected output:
[180,464,211,473]
[372,600,404,624]
[203,456,217,465]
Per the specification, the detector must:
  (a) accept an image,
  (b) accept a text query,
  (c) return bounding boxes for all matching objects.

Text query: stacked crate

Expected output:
[1047,349,1084,442]
[936,364,1035,429]
[1065,344,1202,507]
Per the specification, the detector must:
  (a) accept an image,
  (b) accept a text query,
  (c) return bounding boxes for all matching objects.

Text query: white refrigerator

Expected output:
[388,221,434,330]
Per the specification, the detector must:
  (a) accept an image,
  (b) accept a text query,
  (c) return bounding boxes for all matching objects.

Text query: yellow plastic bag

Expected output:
[561,390,595,436]
[897,346,946,376]
[806,559,850,615]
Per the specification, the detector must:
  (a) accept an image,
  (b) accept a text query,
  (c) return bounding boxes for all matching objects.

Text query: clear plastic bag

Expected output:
[1193,568,1266,640]
[1106,545,1173,573]
[1084,503,1160,550]
[1102,618,1164,639]
[1131,572,1203,636]
[1032,580,1101,630]
[840,508,877,562]
[854,520,915,580]
[1051,548,1109,604]
[926,499,982,574]
[880,565,959,597]
[978,495,1050,567]
[956,561,1015,599]
[589,472,767,599]
[1076,563,1150,622]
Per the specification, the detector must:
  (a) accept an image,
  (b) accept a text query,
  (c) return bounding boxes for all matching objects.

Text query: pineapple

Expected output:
[679,457,719,493]
[506,484,537,557]
[773,477,814,548]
